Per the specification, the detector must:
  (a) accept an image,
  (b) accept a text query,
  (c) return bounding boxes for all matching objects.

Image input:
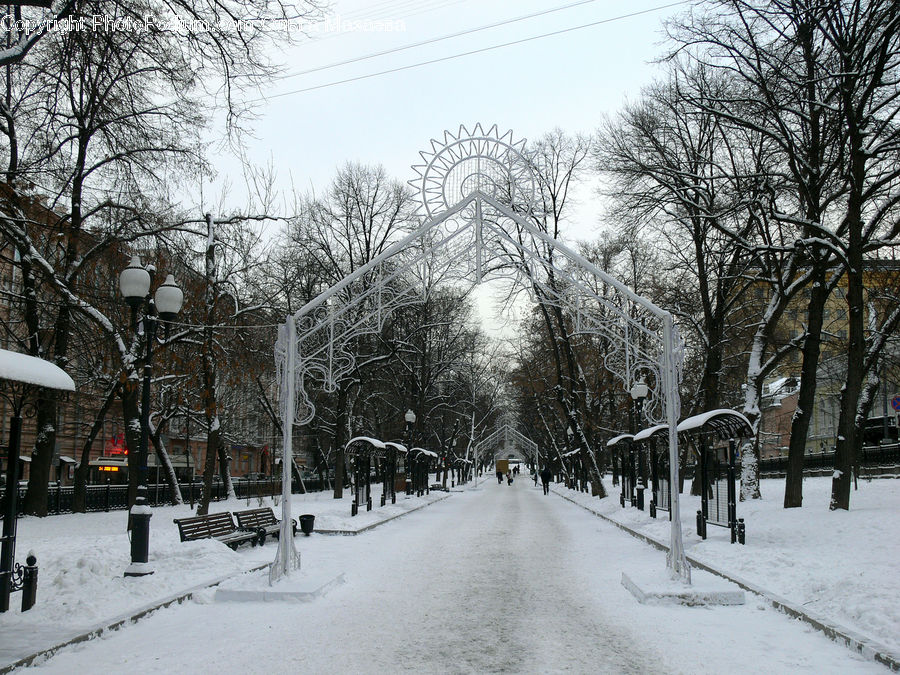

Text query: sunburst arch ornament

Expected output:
[410,123,536,218]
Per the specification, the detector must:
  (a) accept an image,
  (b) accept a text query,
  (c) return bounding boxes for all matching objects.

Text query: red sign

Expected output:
[105,433,127,455]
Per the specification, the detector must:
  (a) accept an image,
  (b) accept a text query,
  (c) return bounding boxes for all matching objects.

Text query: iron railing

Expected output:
[0,477,328,518]
[758,443,900,476]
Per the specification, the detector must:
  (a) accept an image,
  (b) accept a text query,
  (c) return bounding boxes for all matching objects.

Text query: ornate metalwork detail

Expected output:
[275,123,690,583]
[411,123,536,219]
[473,425,538,464]
[8,561,25,592]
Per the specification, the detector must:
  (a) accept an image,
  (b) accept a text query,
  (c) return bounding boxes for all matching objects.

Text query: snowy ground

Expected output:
[0,476,895,673]
[559,474,900,657]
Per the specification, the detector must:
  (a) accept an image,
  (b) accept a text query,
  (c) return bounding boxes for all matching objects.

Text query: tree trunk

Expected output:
[197,422,220,516]
[784,269,829,508]
[120,377,142,510]
[22,390,56,516]
[149,421,183,506]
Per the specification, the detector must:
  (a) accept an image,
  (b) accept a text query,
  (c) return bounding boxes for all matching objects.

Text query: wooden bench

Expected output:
[172,511,259,550]
[234,507,297,545]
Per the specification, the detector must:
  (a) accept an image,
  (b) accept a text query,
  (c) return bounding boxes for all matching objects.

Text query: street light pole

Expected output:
[630,379,649,511]
[120,256,183,577]
[404,409,415,496]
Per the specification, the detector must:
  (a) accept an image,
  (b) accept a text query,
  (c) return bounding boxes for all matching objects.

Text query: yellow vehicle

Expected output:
[495,459,509,475]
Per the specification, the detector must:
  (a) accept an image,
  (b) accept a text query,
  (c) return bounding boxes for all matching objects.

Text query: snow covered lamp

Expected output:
[629,379,649,402]
[154,274,184,322]
[405,409,416,425]
[119,255,151,309]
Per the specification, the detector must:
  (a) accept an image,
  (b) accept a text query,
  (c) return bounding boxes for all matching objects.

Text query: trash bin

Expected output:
[298,514,315,536]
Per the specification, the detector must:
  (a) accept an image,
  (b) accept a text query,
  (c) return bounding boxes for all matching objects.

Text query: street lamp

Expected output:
[630,379,649,510]
[120,255,183,577]
[404,409,415,495]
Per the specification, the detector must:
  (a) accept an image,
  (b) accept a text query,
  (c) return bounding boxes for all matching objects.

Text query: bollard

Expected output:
[380,493,386,507]
[696,509,707,539]
[367,496,372,512]
[650,500,656,519]
[636,485,645,511]
[21,553,37,612]
[105,479,111,512]
[738,518,745,545]
[124,485,154,577]
[351,501,358,517]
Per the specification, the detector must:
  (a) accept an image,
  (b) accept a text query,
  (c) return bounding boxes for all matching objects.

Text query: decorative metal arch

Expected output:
[273,124,690,584]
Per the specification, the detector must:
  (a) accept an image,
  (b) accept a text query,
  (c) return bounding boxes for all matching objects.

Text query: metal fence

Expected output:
[758,443,900,477]
[0,476,328,518]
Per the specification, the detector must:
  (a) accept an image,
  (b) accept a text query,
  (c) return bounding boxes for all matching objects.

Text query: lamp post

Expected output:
[404,409,415,495]
[630,379,649,511]
[120,255,183,577]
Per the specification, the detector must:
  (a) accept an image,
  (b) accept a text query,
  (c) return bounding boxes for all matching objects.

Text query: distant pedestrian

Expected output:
[540,467,552,495]
[507,471,513,485]
[496,469,503,484]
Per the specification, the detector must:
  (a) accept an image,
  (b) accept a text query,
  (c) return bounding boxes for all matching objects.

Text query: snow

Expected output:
[633,423,667,441]
[676,408,753,433]
[1,477,895,673]
[346,436,386,449]
[0,349,75,391]
[410,446,438,457]
[606,433,633,446]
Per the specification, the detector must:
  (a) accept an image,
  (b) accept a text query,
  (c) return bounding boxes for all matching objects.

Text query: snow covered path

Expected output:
[25,480,880,674]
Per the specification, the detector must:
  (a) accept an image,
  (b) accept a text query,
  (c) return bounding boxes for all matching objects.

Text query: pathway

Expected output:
[24,479,881,674]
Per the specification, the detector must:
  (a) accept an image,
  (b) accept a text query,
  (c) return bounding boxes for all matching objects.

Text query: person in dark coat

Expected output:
[539,467,553,495]
[496,468,503,484]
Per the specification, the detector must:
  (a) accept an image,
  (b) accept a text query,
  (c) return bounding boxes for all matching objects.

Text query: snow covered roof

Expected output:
[345,436,386,450]
[383,441,408,453]
[633,424,668,442]
[676,409,752,439]
[410,447,438,458]
[606,434,634,447]
[0,348,75,391]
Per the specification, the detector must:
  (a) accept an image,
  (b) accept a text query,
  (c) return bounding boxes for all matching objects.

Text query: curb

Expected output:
[313,493,452,535]
[552,488,900,672]
[0,563,269,674]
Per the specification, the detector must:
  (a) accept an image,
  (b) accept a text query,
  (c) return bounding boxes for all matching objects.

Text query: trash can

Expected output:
[298,514,315,536]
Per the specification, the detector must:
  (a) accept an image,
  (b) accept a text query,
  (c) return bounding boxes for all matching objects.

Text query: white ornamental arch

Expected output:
[272,124,690,584]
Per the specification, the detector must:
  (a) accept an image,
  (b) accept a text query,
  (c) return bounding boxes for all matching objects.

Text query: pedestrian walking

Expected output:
[496,469,503,484]
[540,466,552,495]
[507,471,513,485]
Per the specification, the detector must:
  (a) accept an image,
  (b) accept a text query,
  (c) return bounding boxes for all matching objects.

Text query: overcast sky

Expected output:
[203,0,687,333]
